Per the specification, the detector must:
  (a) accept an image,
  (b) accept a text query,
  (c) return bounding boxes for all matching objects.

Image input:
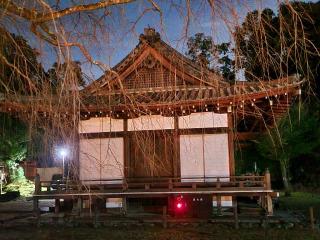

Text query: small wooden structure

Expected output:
[31,28,302,219]
[0,163,5,195]
[20,161,37,181]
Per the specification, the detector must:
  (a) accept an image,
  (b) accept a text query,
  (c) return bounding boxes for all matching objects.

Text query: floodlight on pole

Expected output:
[58,147,68,179]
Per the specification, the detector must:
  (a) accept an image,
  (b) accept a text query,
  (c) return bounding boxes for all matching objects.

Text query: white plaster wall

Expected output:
[212,196,233,207]
[204,134,229,180]
[106,198,123,208]
[213,113,228,128]
[179,112,228,129]
[79,138,124,184]
[180,134,229,182]
[79,138,100,182]
[128,115,174,131]
[79,117,123,133]
[100,138,124,181]
[180,135,205,181]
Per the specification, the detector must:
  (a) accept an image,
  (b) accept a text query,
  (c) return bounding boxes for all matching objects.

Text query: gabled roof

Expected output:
[80,75,302,117]
[84,28,227,94]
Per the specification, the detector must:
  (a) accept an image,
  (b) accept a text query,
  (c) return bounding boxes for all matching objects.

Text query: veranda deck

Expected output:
[33,172,275,217]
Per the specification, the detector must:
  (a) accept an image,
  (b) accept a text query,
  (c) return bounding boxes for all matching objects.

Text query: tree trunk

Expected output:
[280,159,292,196]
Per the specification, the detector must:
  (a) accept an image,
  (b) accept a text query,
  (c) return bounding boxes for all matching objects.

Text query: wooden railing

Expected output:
[34,171,272,195]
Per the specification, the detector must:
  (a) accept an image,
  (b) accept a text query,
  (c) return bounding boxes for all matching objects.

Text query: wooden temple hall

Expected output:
[30,28,302,218]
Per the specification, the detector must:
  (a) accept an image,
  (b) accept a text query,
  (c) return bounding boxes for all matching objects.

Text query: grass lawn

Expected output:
[278,191,320,218]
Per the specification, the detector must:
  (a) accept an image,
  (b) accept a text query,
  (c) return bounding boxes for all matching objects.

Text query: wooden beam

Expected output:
[233,198,239,229]
[173,116,180,178]
[179,128,228,135]
[80,128,228,140]
[80,131,124,139]
[228,113,235,175]
[123,119,130,178]
[162,206,168,228]
[149,48,210,86]
[55,199,60,214]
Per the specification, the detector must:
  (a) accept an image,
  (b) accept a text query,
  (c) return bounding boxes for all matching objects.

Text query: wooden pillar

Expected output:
[122,197,127,215]
[264,169,273,215]
[227,113,235,176]
[74,126,80,181]
[233,198,239,229]
[77,197,83,216]
[217,195,222,216]
[55,199,60,214]
[123,119,129,212]
[173,116,180,179]
[123,119,130,178]
[33,174,40,217]
[266,195,273,216]
[94,198,105,225]
[33,197,39,217]
[261,194,266,209]
[34,174,41,194]
[310,207,315,231]
[265,169,271,190]
[162,205,168,228]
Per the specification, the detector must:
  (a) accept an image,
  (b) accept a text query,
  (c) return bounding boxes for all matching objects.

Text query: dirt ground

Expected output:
[0,199,320,240]
[0,225,320,240]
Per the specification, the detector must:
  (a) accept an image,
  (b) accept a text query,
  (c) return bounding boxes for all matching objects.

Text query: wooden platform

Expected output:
[32,173,275,218]
[33,175,272,199]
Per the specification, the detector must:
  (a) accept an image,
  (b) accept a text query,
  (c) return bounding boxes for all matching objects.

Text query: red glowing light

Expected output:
[177,203,182,209]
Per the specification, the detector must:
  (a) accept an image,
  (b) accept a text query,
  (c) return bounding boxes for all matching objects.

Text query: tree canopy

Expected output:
[235,1,320,91]
[256,104,320,192]
[186,33,235,82]
[0,113,28,181]
[0,28,45,95]
[47,61,86,91]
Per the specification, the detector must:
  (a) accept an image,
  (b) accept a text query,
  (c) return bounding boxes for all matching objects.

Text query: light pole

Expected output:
[59,148,68,179]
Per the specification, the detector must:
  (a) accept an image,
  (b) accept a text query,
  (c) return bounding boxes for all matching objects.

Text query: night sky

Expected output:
[11,0,316,82]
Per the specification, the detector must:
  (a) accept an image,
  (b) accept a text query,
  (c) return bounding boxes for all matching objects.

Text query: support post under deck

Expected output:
[265,169,273,215]
[233,198,239,229]
[33,174,40,217]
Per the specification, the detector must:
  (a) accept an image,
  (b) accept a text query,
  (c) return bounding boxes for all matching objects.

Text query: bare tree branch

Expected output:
[0,0,135,23]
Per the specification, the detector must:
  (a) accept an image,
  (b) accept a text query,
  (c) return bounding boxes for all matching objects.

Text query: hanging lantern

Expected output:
[298,89,302,95]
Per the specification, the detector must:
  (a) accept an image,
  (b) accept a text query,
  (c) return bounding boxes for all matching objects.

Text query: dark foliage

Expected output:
[235,1,320,93]
[0,28,45,95]
[186,33,235,82]
[256,103,320,192]
[47,61,86,91]
[0,113,28,181]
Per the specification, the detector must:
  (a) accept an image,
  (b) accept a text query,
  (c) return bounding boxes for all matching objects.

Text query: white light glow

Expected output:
[59,148,68,158]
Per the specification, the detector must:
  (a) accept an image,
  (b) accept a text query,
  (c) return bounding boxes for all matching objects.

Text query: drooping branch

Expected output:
[0,0,137,69]
[0,0,165,70]
[0,0,135,23]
